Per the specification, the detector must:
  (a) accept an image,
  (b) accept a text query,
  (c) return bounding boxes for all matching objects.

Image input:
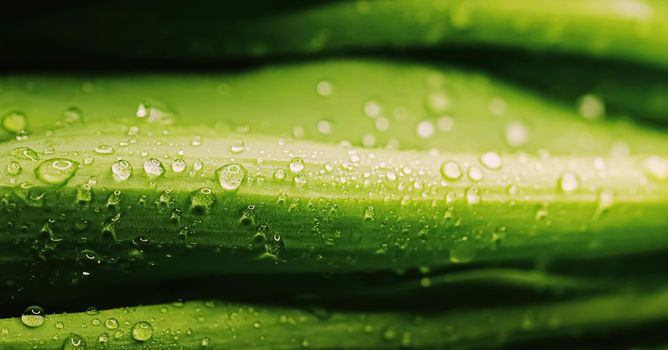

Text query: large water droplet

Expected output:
[35,158,78,185]
[21,306,45,328]
[172,158,186,173]
[449,244,476,263]
[144,158,165,177]
[111,160,132,182]
[105,318,119,330]
[2,110,27,134]
[216,162,247,191]
[131,321,153,342]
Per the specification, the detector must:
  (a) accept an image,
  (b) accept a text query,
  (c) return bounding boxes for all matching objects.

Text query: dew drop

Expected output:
[2,110,27,134]
[416,120,435,139]
[35,158,78,185]
[316,80,332,96]
[21,305,45,328]
[427,90,450,114]
[230,139,245,153]
[216,162,247,191]
[577,94,605,120]
[144,158,165,177]
[111,160,132,182]
[364,100,382,118]
[131,321,153,342]
[172,158,186,173]
[467,166,484,182]
[480,151,502,170]
[94,145,114,155]
[440,161,462,181]
[105,318,119,330]
[558,172,580,193]
[505,121,528,148]
[317,120,332,134]
[273,169,286,180]
[9,147,40,161]
[437,115,454,132]
[7,161,22,176]
[62,334,86,350]
[190,188,216,214]
[449,244,477,263]
[289,157,305,174]
[465,186,481,205]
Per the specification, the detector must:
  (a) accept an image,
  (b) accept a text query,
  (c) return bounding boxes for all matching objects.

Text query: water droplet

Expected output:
[363,206,375,221]
[2,110,27,134]
[480,151,502,170]
[558,172,580,193]
[382,326,397,341]
[94,145,114,154]
[449,244,477,263]
[465,186,481,205]
[62,334,87,349]
[316,80,332,96]
[9,147,40,161]
[505,121,528,147]
[375,117,390,131]
[440,161,462,181]
[467,166,484,182]
[131,321,153,342]
[55,321,64,329]
[216,162,247,191]
[437,115,454,132]
[7,161,22,176]
[172,158,186,173]
[230,139,245,153]
[489,97,507,116]
[190,188,216,214]
[362,133,376,147]
[364,100,382,118]
[578,94,605,120]
[111,160,132,182]
[136,100,173,124]
[264,234,285,257]
[144,158,165,177]
[35,158,78,185]
[294,174,308,188]
[317,120,332,134]
[273,169,286,180]
[98,333,109,344]
[201,337,211,348]
[105,318,119,330]
[76,184,93,205]
[427,90,450,114]
[289,157,305,174]
[192,136,202,146]
[21,306,45,328]
[643,156,668,180]
[62,107,84,124]
[416,120,435,139]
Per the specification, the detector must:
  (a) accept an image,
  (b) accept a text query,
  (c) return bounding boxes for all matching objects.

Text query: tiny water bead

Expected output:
[35,158,79,185]
[131,321,153,342]
[62,334,86,349]
[111,160,133,182]
[144,158,166,177]
[558,171,580,193]
[21,305,45,328]
[216,162,247,191]
[317,120,332,134]
[480,151,502,170]
[440,160,463,181]
[2,110,27,134]
[289,157,305,174]
[273,169,287,180]
[364,100,382,118]
[465,186,481,205]
[427,90,450,114]
[467,166,484,182]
